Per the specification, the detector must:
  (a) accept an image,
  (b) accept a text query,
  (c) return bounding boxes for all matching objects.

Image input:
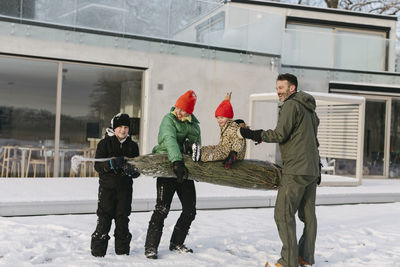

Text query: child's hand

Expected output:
[223,151,237,169]
[110,156,126,170]
[122,164,140,178]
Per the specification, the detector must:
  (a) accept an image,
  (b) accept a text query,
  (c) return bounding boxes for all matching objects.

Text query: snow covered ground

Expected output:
[1,202,400,266]
[1,176,400,216]
[1,177,400,266]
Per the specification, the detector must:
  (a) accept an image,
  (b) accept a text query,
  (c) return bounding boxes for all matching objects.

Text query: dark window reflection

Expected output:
[0,0,35,18]
[60,63,142,177]
[363,100,386,176]
[0,56,57,146]
[0,56,57,178]
[390,99,400,178]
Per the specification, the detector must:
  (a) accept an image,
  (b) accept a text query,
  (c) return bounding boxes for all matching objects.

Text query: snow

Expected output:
[1,177,400,266]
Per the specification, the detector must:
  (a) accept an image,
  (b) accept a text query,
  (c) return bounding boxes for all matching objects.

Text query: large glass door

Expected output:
[363,96,400,178]
[390,99,400,178]
[363,99,386,176]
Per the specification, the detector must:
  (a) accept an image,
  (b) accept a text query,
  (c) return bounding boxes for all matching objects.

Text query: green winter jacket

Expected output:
[261,91,320,176]
[152,107,201,163]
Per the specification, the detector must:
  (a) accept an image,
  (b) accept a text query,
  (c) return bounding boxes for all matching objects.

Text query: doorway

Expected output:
[363,96,400,178]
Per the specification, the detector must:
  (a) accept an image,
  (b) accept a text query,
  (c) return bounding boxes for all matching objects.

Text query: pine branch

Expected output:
[127,154,282,191]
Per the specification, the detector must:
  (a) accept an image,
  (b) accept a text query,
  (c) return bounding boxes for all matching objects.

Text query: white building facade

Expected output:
[0,0,399,179]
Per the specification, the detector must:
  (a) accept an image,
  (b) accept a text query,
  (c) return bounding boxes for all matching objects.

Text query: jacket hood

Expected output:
[289,91,316,112]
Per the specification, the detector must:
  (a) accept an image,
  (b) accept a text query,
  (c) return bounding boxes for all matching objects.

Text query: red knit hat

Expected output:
[215,93,233,119]
[175,90,197,114]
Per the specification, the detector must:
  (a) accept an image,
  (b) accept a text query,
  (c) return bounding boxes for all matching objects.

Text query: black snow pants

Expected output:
[91,185,133,256]
[144,177,196,251]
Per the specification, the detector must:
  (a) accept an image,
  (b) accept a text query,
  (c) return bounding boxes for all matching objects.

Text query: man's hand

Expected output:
[223,151,237,169]
[122,163,140,178]
[239,128,263,143]
[110,156,126,170]
[172,161,189,183]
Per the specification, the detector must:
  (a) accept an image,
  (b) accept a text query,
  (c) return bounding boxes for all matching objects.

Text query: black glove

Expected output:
[223,151,237,169]
[122,163,140,178]
[239,127,263,143]
[182,138,193,155]
[110,156,126,171]
[172,160,188,183]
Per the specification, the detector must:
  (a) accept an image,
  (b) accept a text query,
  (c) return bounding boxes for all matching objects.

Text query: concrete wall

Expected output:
[0,21,279,157]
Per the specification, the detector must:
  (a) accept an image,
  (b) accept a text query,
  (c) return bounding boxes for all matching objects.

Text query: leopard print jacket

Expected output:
[200,120,246,162]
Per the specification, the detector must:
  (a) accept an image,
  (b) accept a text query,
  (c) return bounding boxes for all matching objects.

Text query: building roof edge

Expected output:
[229,0,398,21]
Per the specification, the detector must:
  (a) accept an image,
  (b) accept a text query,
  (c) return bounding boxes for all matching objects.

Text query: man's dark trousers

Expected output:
[274,174,317,267]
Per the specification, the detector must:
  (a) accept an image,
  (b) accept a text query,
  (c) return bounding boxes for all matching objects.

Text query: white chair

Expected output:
[321,157,335,175]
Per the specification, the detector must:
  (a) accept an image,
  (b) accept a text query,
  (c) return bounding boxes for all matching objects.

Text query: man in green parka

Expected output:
[239,73,320,267]
[144,90,201,259]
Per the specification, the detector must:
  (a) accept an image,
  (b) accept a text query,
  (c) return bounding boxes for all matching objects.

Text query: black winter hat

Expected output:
[111,113,130,130]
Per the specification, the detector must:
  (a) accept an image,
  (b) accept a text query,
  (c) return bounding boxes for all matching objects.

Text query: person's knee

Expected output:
[184,209,196,222]
[95,216,112,234]
[180,209,196,225]
[298,207,316,224]
[274,207,285,224]
[115,215,129,225]
[114,215,130,235]
[151,205,170,223]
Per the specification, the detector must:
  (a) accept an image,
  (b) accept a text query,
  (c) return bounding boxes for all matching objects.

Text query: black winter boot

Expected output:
[169,244,193,253]
[91,232,110,257]
[115,233,132,255]
[145,247,158,259]
[144,222,163,259]
[169,226,193,253]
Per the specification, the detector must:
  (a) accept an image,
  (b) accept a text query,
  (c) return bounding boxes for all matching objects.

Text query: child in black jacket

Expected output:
[90,113,140,257]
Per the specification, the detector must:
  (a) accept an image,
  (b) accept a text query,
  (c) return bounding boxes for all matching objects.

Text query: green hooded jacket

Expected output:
[152,107,201,163]
[261,91,320,176]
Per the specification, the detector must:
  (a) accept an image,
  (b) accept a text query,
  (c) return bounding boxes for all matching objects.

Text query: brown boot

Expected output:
[298,256,312,266]
[264,262,284,267]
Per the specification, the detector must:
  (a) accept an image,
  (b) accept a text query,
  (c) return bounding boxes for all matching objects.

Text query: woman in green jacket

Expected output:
[144,90,201,259]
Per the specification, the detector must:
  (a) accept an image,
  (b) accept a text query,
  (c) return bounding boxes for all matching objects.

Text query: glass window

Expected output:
[22,0,76,25]
[75,0,125,32]
[285,24,335,68]
[0,56,58,177]
[60,63,142,177]
[363,99,386,176]
[284,23,387,71]
[336,30,386,71]
[124,0,171,38]
[390,99,400,178]
[0,0,21,17]
[196,11,225,43]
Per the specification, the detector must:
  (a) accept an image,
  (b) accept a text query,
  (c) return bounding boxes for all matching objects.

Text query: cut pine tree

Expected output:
[128,154,281,190]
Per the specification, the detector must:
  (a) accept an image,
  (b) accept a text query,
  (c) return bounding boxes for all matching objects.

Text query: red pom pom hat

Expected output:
[175,90,197,114]
[215,93,233,119]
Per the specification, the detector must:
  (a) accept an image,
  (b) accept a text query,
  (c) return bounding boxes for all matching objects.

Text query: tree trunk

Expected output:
[128,154,281,191]
[325,0,339,8]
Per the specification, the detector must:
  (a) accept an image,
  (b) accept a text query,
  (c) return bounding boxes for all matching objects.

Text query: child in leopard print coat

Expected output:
[194,93,246,169]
